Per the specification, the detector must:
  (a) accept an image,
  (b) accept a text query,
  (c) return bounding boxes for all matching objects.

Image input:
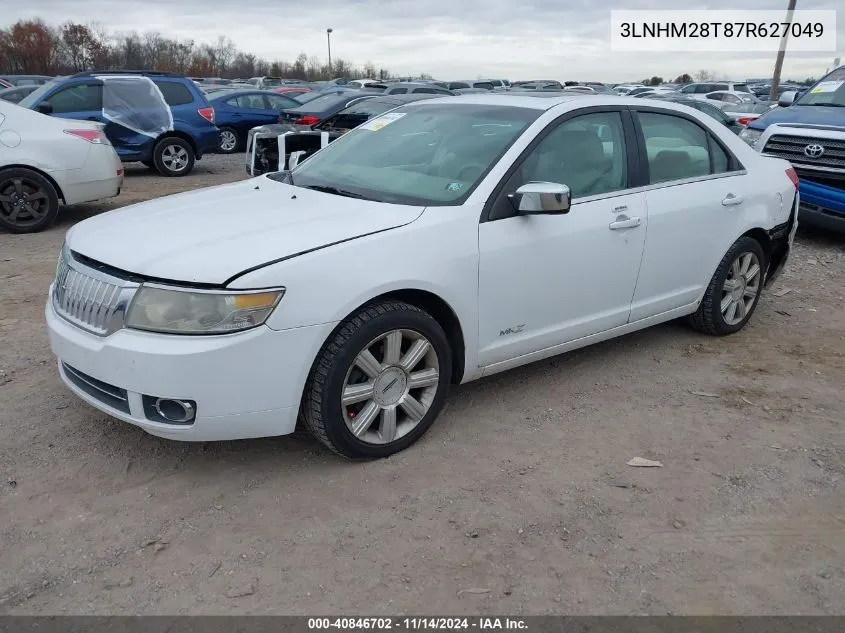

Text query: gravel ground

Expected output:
[1,153,844,615]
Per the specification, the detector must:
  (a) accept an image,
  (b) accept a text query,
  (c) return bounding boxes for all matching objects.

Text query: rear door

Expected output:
[628,107,749,320]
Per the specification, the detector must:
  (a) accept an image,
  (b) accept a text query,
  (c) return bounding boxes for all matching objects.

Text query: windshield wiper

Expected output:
[300,184,379,201]
[797,101,845,107]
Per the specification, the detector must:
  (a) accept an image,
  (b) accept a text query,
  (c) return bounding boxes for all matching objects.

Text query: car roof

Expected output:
[208,89,274,100]
[398,93,699,112]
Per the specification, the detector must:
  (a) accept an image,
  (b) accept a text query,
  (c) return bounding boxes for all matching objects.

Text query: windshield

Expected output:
[17,80,59,108]
[279,103,540,206]
[795,68,845,107]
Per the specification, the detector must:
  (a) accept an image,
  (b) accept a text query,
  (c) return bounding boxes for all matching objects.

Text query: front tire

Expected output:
[153,137,195,177]
[689,236,766,336]
[218,126,240,154]
[0,168,60,234]
[302,300,452,459]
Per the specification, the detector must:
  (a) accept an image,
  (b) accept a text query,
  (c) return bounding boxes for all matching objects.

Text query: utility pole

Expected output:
[769,0,797,102]
[326,28,333,77]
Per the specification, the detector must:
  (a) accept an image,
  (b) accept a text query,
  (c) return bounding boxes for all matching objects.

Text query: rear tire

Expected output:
[302,300,452,459]
[0,168,60,234]
[218,126,240,154]
[688,236,767,336]
[153,137,195,177]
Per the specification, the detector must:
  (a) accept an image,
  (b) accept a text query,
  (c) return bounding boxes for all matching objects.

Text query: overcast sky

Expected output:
[5,0,844,81]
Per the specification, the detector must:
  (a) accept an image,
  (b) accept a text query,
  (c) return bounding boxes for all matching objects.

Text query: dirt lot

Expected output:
[1,154,844,615]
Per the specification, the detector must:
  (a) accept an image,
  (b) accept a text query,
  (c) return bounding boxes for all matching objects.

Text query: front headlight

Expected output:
[739,128,763,148]
[125,285,284,335]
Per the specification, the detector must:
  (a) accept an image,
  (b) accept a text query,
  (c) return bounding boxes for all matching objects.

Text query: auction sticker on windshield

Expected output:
[360,112,406,131]
[810,80,844,94]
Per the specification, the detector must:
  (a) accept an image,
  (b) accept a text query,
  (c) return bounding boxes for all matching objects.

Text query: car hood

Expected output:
[66,177,425,285]
[748,105,845,131]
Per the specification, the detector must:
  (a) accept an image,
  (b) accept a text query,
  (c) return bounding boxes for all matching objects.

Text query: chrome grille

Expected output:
[52,250,138,336]
[762,135,845,169]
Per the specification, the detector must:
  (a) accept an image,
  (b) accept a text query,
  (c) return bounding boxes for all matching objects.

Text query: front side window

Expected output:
[639,112,733,183]
[49,84,102,113]
[281,103,540,206]
[520,112,628,199]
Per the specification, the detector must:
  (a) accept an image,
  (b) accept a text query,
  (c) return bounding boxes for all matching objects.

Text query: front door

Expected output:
[477,108,648,368]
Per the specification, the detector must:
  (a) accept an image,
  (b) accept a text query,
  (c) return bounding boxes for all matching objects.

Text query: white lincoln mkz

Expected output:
[46,94,799,458]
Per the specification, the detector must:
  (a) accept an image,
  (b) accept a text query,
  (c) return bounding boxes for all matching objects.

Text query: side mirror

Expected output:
[778,91,797,107]
[36,101,53,115]
[508,182,571,215]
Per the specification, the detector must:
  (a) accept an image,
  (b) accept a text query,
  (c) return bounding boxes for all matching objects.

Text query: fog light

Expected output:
[142,395,196,425]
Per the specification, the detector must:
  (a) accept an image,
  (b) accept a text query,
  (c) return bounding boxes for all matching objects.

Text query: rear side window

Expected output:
[153,81,194,106]
[639,112,713,183]
[449,82,469,89]
[49,84,102,113]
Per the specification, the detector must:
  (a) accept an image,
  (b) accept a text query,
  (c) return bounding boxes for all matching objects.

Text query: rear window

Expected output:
[153,81,194,106]
[733,84,750,93]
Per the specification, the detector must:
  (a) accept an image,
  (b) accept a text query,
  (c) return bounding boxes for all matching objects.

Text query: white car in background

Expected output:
[46,95,798,459]
[0,102,123,233]
[702,90,762,110]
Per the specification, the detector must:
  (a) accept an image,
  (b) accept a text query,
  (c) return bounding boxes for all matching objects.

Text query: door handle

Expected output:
[609,215,642,230]
[722,193,744,206]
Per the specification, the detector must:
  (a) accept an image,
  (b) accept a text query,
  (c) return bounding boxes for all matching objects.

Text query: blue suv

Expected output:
[19,71,220,177]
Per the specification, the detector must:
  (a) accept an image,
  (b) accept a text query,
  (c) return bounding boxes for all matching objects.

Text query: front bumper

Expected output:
[46,297,335,441]
[797,178,845,232]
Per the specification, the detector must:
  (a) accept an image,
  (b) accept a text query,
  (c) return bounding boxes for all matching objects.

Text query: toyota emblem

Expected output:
[804,144,825,158]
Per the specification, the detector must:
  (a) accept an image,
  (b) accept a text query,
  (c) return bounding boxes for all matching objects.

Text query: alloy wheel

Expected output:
[0,177,50,229]
[721,251,761,325]
[161,144,189,172]
[219,130,237,152]
[341,329,440,445]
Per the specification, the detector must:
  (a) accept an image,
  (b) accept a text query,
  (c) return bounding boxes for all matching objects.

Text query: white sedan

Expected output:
[46,94,799,458]
[0,101,123,233]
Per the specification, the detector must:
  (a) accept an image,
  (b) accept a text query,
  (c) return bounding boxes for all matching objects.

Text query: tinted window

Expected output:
[153,81,194,106]
[390,88,408,94]
[679,84,696,94]
[692,101,731,123]
[449,82,469,89]
[712,84,729,91]
[474,82,495,90]
[733,84,750,93]
[49,84,102,113]
[265,94,299,111]
[236,93,267,109]
[639,112,711,183]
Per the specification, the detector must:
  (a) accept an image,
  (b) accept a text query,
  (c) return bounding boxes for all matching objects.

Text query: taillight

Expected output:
[737,116,757,126]
[198,107,215,124]
[785,167,799,191]
[295,116,320,126]
[64,129,108,144]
